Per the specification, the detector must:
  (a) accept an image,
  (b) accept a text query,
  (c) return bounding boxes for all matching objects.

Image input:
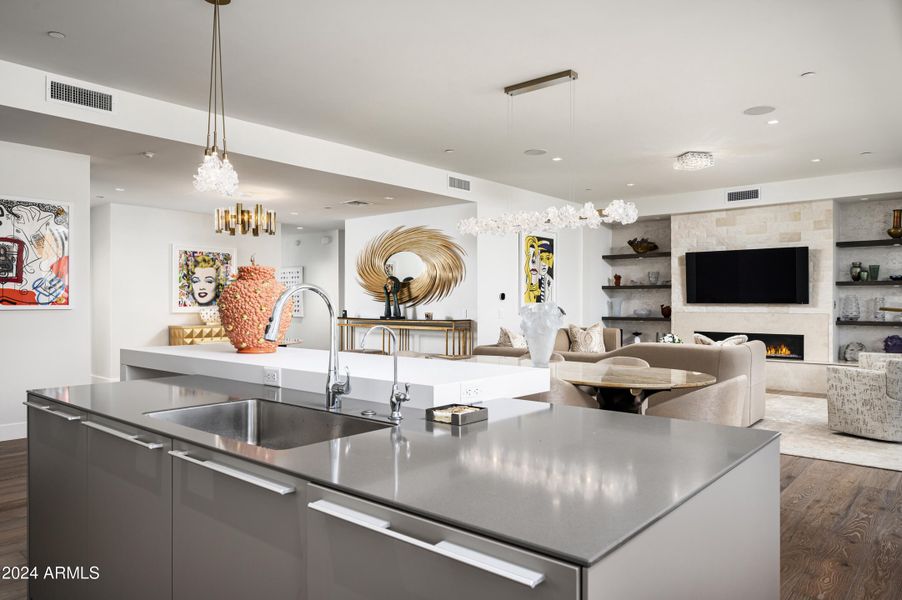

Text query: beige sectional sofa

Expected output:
[473,327,623,361]
[474,333,766,426]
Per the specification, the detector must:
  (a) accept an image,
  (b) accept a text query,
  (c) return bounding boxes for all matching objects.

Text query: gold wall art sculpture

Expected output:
[356,226,466,307]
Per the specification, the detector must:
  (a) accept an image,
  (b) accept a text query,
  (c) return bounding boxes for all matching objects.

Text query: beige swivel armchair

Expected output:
[518,378,599,409]
[646,375,748,427]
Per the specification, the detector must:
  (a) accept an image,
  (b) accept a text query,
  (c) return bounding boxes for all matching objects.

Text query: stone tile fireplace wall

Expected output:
[670,201,835,392]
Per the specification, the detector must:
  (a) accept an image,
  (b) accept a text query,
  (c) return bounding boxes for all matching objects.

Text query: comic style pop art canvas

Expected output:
[0,197,71,309]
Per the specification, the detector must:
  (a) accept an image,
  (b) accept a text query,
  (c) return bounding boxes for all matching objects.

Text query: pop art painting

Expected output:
[0,197,70,309]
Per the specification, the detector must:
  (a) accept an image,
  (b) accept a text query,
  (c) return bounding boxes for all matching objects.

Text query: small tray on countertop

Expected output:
[426,403,488,426]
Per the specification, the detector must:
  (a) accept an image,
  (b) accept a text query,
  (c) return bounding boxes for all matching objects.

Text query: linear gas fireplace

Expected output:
[697,331,805,361]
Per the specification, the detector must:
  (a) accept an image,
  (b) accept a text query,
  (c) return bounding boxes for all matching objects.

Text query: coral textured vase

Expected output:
[218,264,292,353]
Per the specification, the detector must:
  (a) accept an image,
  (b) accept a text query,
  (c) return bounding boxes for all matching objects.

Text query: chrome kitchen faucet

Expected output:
[361,325,410,421]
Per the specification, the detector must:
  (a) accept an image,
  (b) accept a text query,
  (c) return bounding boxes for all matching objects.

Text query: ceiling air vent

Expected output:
[448,176,471,192]
[46,76,114,113]
[726,188,761,202]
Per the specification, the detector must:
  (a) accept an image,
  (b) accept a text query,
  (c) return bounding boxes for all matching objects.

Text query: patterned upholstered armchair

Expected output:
[826,358,902,442]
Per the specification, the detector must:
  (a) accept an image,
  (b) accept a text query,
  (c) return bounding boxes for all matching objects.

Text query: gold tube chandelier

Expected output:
[193,0,239,196]
[215,203,277,236]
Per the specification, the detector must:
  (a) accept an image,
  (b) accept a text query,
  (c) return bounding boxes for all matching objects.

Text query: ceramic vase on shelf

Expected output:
[840,296,860,321]
[850,262,862,282]
[218,262,293,353]
[519,302,564,367]
[888,209,902,239]
[608,298,624,317]
[868,265,880,281]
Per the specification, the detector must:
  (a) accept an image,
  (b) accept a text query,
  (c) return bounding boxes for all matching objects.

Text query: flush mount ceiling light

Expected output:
[742,105,776,116]
[343,200,371,206]
[215,203,276,236]
[800,71,816,78]
[193,0,239,197]
[524,148,547,156]
[810,158,822,163]
[141,151,156,159]
[673,151,715,171]
[383,196,395,200]
[443,148,455,154]
[47,31,66,39]
[767,119,780,125]
[860,151,873,156]
[551,156,563,162]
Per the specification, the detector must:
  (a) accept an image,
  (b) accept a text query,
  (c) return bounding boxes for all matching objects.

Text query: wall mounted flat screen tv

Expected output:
[686,247,809,304]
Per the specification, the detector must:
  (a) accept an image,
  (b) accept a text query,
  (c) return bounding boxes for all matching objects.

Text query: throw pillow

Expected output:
[693,333,748,346]
[498,326,527,348]
[568,323,606,353]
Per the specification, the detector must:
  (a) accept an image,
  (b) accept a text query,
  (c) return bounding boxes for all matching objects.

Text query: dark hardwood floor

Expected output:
[0,439,26,600]
[0,439,899,599]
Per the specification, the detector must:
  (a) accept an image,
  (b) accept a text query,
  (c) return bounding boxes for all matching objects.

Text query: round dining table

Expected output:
[465,355,716,413]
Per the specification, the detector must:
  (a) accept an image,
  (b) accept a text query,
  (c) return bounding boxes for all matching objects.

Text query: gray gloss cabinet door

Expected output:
[26,399,89,600]
[170,441,308,600]
[85,416,172,600]
[306,484,580,600]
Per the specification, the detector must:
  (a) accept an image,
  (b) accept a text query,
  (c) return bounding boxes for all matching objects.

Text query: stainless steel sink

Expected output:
[146,399,392,450]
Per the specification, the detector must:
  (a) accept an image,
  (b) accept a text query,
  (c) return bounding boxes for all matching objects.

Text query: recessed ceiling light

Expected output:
[443,148,455,154]
[860,197,869,201]
[296,226,304,230]
[743,105,776,116]
[800,71,816,78]
[95,195,105,199]
[810,158,821,163]
[141,151,155,159]
[289,211,299,216]
[860,151,873,156]
[551,157,563,162]
[584,188,592,191]
[383,196,395,200]
[47,31,66,39]
[524,149,547,156]
[626,183,635,187]
[115,187,125,192]
[343,199,371,206]
[767,119,780,125]
[323,206,332,210]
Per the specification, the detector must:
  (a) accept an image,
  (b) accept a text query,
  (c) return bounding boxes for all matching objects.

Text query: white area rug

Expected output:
[754,393,902,471]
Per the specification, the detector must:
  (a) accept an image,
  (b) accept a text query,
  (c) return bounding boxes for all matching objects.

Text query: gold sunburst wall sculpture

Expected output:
[356,226,467,307]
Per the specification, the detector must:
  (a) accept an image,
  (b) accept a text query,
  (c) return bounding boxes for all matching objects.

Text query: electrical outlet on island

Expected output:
[461,383,480,402]
[263,367,281,387]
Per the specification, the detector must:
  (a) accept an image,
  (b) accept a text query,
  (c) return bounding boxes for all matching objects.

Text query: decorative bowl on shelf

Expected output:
[627,238,659,254]
[633,308,652,318]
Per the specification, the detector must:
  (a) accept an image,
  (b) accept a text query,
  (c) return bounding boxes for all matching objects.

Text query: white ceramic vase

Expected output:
[519,302,565,367]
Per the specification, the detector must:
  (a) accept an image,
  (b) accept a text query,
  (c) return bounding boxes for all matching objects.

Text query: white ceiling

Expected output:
[0,107,463,229]
[0,0,901,201]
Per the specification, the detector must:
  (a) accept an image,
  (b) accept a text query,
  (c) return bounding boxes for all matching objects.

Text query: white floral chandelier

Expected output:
[193,0,239,196]
[458,199,638,236]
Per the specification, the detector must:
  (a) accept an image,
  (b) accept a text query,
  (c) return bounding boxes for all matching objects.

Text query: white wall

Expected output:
[344,203,478,353]
[91,203,282,380]
[280,227,342,350]
[0,141,91,440]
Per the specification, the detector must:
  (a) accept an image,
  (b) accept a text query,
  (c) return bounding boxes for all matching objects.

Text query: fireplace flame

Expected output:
[767,343,793,356]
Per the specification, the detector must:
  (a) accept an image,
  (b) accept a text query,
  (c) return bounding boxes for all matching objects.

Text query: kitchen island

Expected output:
[26,375,779,599]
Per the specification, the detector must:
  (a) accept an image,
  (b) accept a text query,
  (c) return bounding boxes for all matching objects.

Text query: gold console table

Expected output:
[338,318,474,356]
[169,324,229,346]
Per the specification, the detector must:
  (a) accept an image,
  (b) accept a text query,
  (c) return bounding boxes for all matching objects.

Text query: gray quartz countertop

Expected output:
[29,375,779,567]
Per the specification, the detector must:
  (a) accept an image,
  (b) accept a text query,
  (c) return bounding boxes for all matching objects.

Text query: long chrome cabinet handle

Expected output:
[168,451,295,496]
[82,421,163,450]
[308,499,545,588]
[23,401,83,421]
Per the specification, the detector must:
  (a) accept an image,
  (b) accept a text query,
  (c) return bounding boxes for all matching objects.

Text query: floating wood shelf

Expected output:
[602,284,672,290]
[836,280,902,286]
[835,319,902,327]
[835,239,902,248]
[602,316,671,322]
[602,251,672,260]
